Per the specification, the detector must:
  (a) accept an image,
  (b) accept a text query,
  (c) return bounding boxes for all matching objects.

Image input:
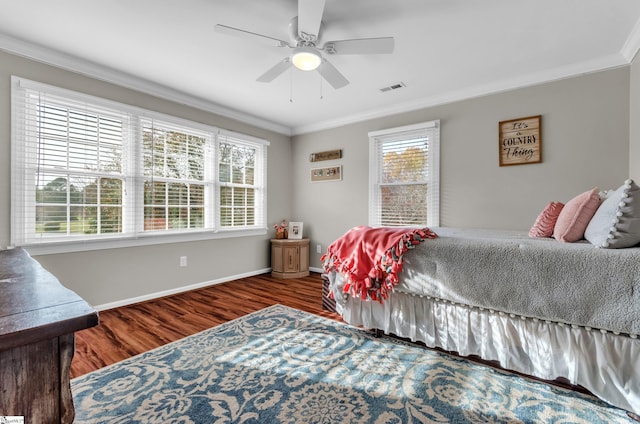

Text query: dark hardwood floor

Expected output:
[71,272,341,379]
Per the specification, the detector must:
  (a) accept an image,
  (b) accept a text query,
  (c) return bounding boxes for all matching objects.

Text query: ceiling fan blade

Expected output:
[317,59,349,89]
[215,24,289,47]
[324,37,395,55]
[298,0,326,42]
[257,58,291,83]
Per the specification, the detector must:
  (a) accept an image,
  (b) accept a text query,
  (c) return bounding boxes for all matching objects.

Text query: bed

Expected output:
[323,226,640,416]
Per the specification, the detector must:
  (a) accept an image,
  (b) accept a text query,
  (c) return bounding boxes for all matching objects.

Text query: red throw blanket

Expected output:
[321,226,438,302]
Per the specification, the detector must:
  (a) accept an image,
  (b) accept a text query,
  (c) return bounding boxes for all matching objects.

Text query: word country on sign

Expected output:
[498,115,541,166]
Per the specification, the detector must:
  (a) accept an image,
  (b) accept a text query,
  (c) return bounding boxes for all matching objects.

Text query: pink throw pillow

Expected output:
[529,202,564,238]
[553,188,601,242]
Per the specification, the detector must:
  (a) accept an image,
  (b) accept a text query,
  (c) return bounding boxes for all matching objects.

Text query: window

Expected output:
[368,121,440,227]
[217,134,259,227]
[11,77,268,252]
[141,118,213,232]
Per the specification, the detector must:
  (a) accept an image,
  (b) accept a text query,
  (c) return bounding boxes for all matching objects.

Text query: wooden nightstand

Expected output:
[271,238,310,279]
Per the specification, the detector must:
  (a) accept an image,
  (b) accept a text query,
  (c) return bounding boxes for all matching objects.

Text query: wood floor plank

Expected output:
[71,272,339,378]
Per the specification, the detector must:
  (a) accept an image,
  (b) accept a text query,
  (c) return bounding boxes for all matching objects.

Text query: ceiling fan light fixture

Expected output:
[291,46,322,71]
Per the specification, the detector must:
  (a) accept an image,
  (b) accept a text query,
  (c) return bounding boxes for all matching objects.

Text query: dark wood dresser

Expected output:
[0,248,99,423]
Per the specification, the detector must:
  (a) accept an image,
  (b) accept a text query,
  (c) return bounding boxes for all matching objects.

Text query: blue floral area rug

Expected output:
[72,304,634,423]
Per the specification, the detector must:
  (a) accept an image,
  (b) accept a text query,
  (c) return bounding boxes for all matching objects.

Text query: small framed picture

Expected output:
[288,222,303,239]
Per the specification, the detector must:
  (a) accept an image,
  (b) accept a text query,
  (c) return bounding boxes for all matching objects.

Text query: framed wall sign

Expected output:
[311,165,342,182]
[310,149,342,162]
[498,115,542,166]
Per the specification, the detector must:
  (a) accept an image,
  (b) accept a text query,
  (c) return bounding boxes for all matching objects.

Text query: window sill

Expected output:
[21,228,268,256]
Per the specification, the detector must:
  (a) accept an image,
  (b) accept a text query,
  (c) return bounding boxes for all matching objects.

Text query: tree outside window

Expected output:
[369,121,440,228]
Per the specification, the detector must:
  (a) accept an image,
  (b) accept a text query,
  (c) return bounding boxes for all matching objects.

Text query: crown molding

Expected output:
[0,32,292,136]
[621,17,640,62]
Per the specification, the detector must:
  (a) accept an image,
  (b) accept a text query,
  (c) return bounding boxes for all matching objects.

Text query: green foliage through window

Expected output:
[369,121,440,228]
[219,142,257,227]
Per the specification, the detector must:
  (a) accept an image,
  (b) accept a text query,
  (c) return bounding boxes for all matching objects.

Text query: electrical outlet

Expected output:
[316,244,322,254]
[179,256,187,267]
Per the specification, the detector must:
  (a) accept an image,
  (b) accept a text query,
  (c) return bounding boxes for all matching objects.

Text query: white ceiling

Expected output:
[1,0,640,135]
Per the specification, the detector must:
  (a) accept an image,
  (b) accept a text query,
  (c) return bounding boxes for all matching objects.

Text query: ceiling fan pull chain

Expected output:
[320,74,323,100]
[289,68,294,103]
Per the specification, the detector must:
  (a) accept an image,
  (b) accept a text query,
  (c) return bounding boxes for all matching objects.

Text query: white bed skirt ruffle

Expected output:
[339,288,640,415]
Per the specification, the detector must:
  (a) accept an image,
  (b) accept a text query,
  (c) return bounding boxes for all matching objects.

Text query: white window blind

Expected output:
[141,118,214,232]
[11,76,268,251]
[369,121,440,227]
[216,131,267,229]
[11,80,133,245]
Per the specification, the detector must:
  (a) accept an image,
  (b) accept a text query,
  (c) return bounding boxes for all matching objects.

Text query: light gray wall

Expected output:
[1,49,633,305]
[292,68,631,269]
[0,50,292,307]
[630,53,640,182]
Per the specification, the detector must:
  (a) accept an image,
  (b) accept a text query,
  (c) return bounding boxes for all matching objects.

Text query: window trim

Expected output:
[11,76,269,255]
[368,120,440,227]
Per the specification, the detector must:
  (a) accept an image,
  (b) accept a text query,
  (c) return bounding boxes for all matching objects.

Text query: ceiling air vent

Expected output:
[379,82,406,92]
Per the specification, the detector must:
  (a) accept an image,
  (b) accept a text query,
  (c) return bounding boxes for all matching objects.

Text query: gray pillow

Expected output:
[584,179,640,248]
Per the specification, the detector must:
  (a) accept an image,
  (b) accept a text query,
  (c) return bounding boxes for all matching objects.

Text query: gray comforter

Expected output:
[397,227,640,335]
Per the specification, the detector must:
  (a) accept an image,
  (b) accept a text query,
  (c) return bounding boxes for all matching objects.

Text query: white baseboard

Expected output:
[93,268,271,311]
[309,266,324,274]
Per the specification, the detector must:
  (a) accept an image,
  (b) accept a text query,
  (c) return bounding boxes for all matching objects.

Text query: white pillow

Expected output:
[584,179,640,248]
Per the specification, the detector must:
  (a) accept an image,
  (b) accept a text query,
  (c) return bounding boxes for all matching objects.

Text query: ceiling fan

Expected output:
[215,0,394,89]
